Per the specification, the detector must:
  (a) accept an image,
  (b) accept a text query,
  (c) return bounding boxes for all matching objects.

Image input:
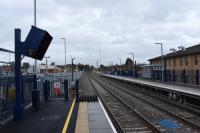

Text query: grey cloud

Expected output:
[1,0,200,65]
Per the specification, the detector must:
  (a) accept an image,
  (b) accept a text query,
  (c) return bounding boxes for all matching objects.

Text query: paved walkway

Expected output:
[75,102,89,133]
[0,100,72,133]
[75,102,115,133]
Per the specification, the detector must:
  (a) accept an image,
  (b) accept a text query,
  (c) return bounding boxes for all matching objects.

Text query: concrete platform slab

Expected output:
[0,100,73,133]
[75,101,116,133]
[75,102,89,133]
[88,102,114,133]
[103,74,200,98]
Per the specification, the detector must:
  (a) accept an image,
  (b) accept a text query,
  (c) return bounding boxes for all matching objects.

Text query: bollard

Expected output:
[32,75,40,110]
[75,79,79,101]
[32,89,40,110]
[64,80,68,101]
[44,80,48,102]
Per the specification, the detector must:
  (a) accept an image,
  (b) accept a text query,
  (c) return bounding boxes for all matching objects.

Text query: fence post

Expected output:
[75,79,79,101]
[196,70,199,85]
[164,69,167,81]
[172,70,175,82]
[183,69,186,83]
[64,80,68,101]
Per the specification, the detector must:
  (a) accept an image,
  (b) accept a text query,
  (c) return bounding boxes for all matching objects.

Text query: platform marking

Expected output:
[62,99,76,133]
[98,98,117,133]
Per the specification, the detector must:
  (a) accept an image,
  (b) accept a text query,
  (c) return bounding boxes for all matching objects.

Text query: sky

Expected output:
[1,0,200,66]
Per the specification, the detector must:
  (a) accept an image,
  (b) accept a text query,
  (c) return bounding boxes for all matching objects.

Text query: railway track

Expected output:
[101,76,200,128]
[89,74,200,133]
[105,76,200,114]
[88,75,161,133]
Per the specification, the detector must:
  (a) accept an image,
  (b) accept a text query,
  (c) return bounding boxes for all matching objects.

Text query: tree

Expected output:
[125,58,133,71]
[22,62,30,73]
[78,63,85,71]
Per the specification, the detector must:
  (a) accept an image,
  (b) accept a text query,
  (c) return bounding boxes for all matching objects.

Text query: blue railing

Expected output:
[0,72,83,120]
[111,70,200,85]
[0,75,36,120]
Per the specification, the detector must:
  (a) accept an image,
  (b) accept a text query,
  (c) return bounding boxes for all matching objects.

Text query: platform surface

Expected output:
[75,102,89,133]
[75,102,115,133]
[0,100,72,133]
[103,74,200,97]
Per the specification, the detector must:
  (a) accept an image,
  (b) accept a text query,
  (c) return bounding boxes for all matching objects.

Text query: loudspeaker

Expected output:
[22,26,53,60]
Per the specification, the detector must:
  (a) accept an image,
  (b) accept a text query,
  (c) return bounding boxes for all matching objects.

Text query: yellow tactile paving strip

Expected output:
[75,102,89,133]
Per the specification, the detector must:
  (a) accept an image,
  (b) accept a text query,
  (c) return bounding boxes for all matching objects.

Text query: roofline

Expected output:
[148,51,200,61]
[148,44,200,61]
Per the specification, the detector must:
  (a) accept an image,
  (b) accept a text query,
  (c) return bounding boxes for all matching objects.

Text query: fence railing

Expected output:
[111,70,200,86]
[0,75,37,120]
[0,72,83,120]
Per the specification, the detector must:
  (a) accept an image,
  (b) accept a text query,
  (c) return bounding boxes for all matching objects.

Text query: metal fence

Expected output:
[152,70,200,85]
[0,72,83,120]
[111,70,200,86]
[0,75,36,120]
[43,72,83,99]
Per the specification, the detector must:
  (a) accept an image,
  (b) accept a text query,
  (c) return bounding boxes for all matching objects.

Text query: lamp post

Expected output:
[34,0,37,74]
[118,58,122,76]
[44,56,50,73]
[71,57,75,81]
[155,42,164,81]
[51,62,56,82]
[129,52,134,76]
[60,38,67,72]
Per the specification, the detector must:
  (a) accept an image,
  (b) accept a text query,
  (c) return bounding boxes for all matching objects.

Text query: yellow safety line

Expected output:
[62,99,76,133]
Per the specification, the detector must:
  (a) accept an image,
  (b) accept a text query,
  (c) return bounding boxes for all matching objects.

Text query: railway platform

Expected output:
[0,99,115,133]
[0,100,74,133]
[102,74,200,98]
[0,72,115,133]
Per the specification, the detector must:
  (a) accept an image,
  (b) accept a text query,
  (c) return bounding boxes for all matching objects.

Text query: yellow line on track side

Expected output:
[62,99,76,133]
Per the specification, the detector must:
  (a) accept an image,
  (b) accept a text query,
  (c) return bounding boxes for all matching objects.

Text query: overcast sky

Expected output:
[1,0,200,66]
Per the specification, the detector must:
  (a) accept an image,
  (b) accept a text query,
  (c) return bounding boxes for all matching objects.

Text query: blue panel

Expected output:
[159,119,179,129]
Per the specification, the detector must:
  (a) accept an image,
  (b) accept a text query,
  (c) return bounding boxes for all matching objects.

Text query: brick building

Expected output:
[149,44,200,85]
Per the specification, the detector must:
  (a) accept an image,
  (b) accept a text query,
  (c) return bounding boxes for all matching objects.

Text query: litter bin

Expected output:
[32,89,40,110]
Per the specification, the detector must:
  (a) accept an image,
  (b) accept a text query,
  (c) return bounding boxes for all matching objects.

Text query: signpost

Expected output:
[14,26,53,121]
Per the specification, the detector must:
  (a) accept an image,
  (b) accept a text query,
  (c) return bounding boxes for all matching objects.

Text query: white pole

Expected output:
[118,58,121,76]
[129,53,134,76]
[155,43,164,81]
[60,38,67,72]
[53,62,56,82]
[34,0,37,74]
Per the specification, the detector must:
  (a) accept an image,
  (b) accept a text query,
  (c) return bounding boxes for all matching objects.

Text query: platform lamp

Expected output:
[44,56,50,73]
[129,52,134,77]
[60,38,67,73]
[71,57,75,81]
[118,58,122,76]
[155,42,164,81]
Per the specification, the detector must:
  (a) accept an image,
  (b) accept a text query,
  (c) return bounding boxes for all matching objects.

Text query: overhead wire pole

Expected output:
[118,58,122,76]
[60,38,67,73]
[155,42,164,81]
[71,57,75,81]
[44,56,50,73]
[129,53,134,77]
[34,0,37,74]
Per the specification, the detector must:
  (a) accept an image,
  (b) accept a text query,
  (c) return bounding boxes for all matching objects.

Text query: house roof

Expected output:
[38,64,59,70]
[148,44,200,61]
